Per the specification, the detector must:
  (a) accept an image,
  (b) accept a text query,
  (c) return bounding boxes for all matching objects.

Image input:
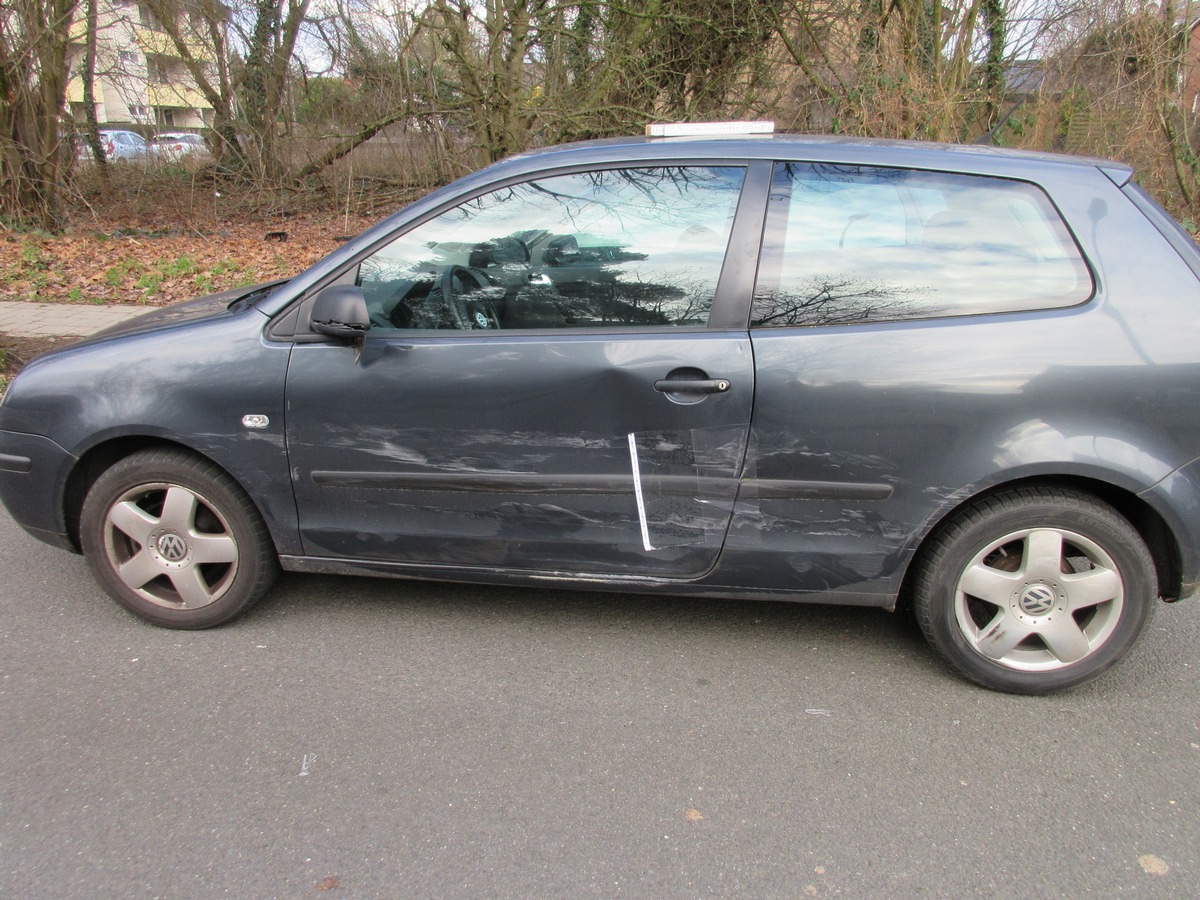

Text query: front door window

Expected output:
[356,166,745,332]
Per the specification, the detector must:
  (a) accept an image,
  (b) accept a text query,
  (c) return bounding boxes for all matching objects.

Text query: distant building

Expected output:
[66,1,219,129]
[1181,8,1200,114]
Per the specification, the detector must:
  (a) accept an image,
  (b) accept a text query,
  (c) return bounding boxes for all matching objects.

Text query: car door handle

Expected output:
[654,378,731,394]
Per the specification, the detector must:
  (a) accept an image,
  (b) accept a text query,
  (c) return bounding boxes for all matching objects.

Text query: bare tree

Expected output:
[291,0,438,180]
[78,0,108,173]
[239,0,311,178]
[418,0,543,163]
[771,0,1016,141]
[139,0,243,167]
[0,0,78,229]
[141,0,310,178]
[413,0,780,165]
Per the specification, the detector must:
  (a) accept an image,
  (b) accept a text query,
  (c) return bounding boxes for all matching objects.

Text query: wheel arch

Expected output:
[62,436,268,553]
[902,474,1182,604]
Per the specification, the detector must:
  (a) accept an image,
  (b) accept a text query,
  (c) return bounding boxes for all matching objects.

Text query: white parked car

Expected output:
[149,132,209,162]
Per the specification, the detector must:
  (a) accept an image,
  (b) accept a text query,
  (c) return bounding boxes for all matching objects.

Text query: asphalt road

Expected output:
[2,511,1198,898]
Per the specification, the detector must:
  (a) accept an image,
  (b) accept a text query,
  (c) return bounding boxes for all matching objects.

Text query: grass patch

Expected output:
[20,242,46,269]
[160,254,197,277]
[103,259,145,286]
[135,271,164,296]
[0,238,62,300]
[100,254,252,300]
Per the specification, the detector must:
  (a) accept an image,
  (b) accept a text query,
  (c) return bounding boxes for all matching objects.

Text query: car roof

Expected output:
[498,132,1130,180]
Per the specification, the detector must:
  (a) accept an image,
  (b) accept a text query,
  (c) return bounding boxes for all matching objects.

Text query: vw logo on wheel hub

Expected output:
[1018,583,1058,617]
[157,533,189,562]
[149,528,193,568]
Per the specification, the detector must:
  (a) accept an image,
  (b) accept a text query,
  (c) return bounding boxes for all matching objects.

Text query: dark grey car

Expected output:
[3,131,1199,694]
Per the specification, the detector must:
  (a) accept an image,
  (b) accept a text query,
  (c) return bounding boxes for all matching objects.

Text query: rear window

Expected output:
[752,163,1093,327]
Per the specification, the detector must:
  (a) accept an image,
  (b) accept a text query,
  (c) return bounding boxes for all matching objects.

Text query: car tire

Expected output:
[80,448,279,628]
[913,487,1155,694]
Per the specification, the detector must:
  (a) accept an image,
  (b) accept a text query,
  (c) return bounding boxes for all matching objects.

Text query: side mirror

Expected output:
[311,285,369,339]
[542,235,580,266]
[310,285,369,362]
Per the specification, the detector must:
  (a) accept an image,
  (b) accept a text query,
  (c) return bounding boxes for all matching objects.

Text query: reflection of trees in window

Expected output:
[752,278,923,327]
[358,165,741,329]
[463,168,735,326]
[445,167,740,236]
[754,162,1091,328]
[577,282,677,325]
[533,166,740,230]
[785,162,908,190]
[550,256,727,327]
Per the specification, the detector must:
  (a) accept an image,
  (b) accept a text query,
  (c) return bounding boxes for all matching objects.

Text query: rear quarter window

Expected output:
[752,163,1093,327]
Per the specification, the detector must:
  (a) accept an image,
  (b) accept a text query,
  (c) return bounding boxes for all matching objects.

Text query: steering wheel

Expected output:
[442,265,500,330]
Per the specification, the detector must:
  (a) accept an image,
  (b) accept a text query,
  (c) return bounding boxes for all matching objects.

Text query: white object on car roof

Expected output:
[645,121,775,137]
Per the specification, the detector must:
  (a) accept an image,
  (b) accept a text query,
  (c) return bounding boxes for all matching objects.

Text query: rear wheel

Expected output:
[914,487,1155,693]
[80,448,278,628]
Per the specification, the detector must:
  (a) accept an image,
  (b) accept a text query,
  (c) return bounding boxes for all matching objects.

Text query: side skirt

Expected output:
[278,554,895,608]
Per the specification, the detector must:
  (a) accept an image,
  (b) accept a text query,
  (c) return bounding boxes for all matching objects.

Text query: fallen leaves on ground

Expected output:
[0,212,375,307]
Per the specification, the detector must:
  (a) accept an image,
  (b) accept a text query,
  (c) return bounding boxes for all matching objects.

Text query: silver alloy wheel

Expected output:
[953,527,1124,672]
[102,482,239,610]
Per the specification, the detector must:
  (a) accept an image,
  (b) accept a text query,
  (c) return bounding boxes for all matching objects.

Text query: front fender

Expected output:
[0,309,300,556]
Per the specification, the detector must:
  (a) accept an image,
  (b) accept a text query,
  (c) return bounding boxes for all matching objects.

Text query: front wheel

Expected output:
[80,448,278,628]
[913,487,1156,693]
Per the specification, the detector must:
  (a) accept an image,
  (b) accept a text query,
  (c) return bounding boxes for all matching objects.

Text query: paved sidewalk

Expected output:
[0,301,147,337]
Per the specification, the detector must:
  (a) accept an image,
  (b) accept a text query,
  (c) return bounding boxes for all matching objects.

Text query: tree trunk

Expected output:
[290,113,407,181]
[81,0,108,176]
[0,0,78,230]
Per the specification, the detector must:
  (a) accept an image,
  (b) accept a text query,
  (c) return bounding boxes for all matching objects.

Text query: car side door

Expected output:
[718,160,1096,597]
[283,161,768,578]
